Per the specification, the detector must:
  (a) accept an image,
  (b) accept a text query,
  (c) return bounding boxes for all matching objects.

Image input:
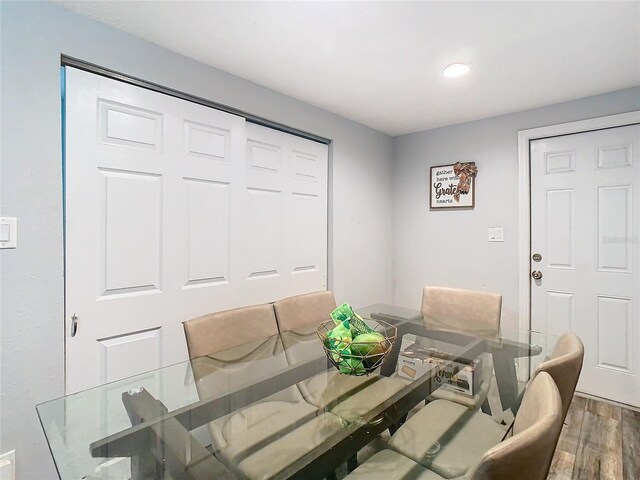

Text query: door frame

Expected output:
[517,110,640,332]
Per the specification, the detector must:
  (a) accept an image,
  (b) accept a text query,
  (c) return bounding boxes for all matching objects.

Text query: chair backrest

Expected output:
[190,334,302,451]
[273,290,337,333]
[421,286,502,339]
[535,332,584,421]
[182,304,279,359]
[468,372,563,480]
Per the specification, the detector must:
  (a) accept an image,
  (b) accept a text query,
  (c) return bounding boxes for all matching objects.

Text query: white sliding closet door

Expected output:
[243,124,328,303]
[65,68,328,394]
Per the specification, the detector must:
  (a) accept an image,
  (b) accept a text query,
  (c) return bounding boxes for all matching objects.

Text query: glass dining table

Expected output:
[37,304,558,480]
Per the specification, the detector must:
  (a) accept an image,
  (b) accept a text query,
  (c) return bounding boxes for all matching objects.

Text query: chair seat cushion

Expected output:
[389,399,506,478]
[217,400,319,464]
[300,369,372,407]
[236,412,346,480]
[344,450,452,480]
[331,376,406,423]
[301,371,406,423]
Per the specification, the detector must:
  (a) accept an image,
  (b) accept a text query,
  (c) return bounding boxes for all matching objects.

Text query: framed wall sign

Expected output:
[430,162,477,209]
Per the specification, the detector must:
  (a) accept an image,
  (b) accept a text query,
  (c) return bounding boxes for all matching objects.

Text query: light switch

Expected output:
[0,217,17,249]
[0,224,8,243]
[488,227,504,242]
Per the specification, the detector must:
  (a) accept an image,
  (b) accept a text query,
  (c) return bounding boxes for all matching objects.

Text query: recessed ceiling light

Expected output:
[443,63,470,78]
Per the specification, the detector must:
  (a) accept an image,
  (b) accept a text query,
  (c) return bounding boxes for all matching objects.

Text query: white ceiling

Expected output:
[55,1,640,136]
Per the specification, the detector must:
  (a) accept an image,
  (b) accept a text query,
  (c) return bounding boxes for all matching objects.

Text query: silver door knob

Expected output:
[531,270,543,280]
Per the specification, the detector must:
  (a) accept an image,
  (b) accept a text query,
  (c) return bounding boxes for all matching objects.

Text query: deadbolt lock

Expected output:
[532,253,542,262]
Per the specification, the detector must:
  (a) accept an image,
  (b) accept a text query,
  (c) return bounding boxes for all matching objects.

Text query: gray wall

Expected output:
[2,2,639,478]
[392,86,640,328]
[0,2,394,478]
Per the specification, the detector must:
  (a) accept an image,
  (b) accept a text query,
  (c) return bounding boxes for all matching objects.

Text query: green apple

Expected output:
[350,332,389,357]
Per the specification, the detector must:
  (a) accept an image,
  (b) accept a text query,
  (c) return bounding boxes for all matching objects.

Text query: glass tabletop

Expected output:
[37,304,558,480]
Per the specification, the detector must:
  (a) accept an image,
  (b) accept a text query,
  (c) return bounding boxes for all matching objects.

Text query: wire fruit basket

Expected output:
[316,318,397,376]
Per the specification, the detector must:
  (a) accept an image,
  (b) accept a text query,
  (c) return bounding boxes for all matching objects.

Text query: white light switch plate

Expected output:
[0,450,15,480]
[488,227,504,242]
[0,217,17,249]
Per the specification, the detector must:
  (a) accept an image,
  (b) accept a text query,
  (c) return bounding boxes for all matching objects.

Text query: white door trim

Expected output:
[517,111,640,332]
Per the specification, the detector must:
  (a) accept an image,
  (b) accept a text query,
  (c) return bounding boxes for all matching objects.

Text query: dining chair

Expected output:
[273,289,337,333]
[183,304,344,479]
[421,286,502,411]
[534,332,584,422]
[183,303,279,359]
[421,286,502,339]
[464,371,563,480]
[275,291,406,421]
[386,371,562,479]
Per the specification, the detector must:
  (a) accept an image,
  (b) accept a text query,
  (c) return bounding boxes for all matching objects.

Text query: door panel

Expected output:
[184,179,231,287]
[596,295,632,373]
[98,328,162,384]
[597,185,632,272]
[184,121,228,159]
[241,124,329,303]
[65,68,328,394]
[545,188,574,268]
[530,124,640,407]
[101,170,162,296]
[246,188,282,278]
[544,290,574,337]
[99,100,163,151]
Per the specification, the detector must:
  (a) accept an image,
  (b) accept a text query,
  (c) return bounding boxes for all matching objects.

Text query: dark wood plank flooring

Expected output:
[548,395,640,480]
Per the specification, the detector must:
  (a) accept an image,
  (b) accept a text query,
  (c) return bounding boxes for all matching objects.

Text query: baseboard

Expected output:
[575,391,640,413]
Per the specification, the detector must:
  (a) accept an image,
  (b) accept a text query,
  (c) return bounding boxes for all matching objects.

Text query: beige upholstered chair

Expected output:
[465,371,563,480]
[421,286,502,339]
[534,332,584,421]
[421,286,502,410]
[386,372,563,480]
[273,290,337,332]
[183,303,279,359]
[275,291,406,423]
[183,304,344,479]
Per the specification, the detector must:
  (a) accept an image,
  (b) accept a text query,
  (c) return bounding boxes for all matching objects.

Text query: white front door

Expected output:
[65,68,328,394]
[530,123,640,407]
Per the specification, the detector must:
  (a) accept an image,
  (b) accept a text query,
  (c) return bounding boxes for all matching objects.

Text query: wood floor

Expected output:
[548,395,640,480]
